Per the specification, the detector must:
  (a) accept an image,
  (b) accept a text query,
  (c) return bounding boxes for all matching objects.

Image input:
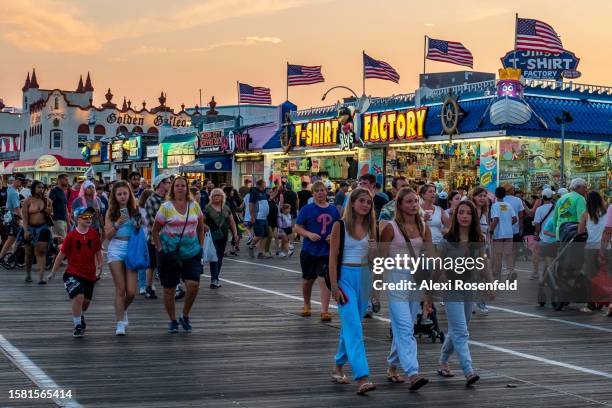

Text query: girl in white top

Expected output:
[419,184,450,245]
[328,188,377,395]
[380,187,432,391]
[577,191,608,313]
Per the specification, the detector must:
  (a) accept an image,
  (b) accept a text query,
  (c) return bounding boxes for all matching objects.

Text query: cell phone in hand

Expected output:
[337,287,349,305]
[120,208,129,217]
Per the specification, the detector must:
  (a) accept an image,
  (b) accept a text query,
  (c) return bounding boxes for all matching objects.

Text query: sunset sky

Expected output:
[0,0,610,111]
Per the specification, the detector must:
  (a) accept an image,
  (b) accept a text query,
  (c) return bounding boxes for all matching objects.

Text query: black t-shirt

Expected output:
[282,190,298,214]
[373,193,389,218]
[267,200,279,228]
[0,187,7,208]
[49,186,68,221]
[297,190,312,211]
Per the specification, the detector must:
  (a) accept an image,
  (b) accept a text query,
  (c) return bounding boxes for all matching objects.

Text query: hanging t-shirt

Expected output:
[311,158,320,173]
[296,203,340,257]
[491,201,516,240]
[340,159,350,179]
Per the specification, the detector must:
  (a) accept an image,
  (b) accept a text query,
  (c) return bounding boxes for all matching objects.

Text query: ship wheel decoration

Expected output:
[280,112,294,154]
[440,94,464,136]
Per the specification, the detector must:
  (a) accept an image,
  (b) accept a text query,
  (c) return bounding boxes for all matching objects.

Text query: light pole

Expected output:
[321,86,359,101]
[555,110,573,187]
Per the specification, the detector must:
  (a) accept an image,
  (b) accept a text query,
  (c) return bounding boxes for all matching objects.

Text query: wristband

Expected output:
[331,287,339,293]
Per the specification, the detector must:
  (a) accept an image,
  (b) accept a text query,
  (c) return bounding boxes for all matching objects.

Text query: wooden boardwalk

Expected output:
[1,248,612,407]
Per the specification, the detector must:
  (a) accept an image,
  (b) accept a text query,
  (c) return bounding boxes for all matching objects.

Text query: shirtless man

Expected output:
[22,180,53,284]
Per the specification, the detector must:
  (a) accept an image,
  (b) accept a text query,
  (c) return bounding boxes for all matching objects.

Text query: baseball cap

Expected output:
[541,188,554,199]
[74,206,95,219]
[438,191,448,199]
[557,188,569,196]
[14,173,26,182]
[154,174,170,188]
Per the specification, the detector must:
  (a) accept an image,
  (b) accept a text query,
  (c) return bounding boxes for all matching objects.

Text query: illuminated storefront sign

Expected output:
[294,119,340,148]
[362,107,428,143]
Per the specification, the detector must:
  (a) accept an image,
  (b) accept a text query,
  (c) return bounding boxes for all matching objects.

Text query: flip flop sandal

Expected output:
[356,382,376,395]
[437,368,455,377]
[408,377,429,391]
[331,374,350,384]
[466,374,480,387]
[386,373,405,383]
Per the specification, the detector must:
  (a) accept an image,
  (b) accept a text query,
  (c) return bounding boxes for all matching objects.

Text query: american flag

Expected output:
[426,38,473,68]
[515,17,564,54]
[287,64,324,86]
[363,53,400,83]
[238,83,272,104]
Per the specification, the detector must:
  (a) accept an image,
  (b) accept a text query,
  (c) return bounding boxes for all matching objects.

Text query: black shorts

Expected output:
[6,221,19,237]
[147,242,158,270]
[282,227,292,235]
[63,272,95,300]
[253,220,268,237]
[157,253,202,288]
[512,233,522,243]
[300,251,328,280]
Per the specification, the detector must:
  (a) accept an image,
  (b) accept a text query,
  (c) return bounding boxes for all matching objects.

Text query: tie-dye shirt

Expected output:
[155,200,203,259]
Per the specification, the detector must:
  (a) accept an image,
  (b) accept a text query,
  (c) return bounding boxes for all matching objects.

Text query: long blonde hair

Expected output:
[342,188,376,239]
[394,187,425,237]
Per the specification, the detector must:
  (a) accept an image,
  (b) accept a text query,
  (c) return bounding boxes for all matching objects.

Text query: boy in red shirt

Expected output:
[50,207,103,337]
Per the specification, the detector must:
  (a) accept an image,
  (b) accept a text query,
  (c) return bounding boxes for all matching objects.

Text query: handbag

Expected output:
[325,220,345,290]
[206,205,229,241]
[202,231,218,262]
[161,201,190,268]
[125,227,150,270]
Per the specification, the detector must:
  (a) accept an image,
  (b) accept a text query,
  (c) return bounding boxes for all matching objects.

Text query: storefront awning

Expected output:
[179,156,232,173]
[12,155,89,174]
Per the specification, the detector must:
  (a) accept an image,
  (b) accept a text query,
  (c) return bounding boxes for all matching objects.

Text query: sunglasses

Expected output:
[79,214,94,220]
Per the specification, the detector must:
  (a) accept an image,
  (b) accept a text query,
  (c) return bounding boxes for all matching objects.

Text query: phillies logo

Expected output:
[317,213,333,235]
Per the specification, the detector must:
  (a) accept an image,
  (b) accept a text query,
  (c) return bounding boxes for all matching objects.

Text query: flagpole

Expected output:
[286,62,289,102]
[236,81,241,127]
[423,35,428,74]
[513,13,518,69]
[362,50,366,96]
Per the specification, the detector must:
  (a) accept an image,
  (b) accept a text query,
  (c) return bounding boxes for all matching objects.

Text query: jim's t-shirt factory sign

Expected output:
[293,106,428,150]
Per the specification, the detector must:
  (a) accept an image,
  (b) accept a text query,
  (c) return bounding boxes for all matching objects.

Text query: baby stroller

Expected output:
[389,303,445,343]
[538,222,588,311]
[1,231,59,270]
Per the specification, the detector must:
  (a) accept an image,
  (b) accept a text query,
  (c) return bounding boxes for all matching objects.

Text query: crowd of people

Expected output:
[0,170,610,395]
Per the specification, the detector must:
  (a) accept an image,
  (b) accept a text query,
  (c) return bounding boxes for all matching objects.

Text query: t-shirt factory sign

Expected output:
[362,107,428,144]
[294,119,355,149]
[195,130,251,154]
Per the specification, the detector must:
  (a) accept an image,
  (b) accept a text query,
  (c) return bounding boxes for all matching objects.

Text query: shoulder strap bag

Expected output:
[325,219,345,290]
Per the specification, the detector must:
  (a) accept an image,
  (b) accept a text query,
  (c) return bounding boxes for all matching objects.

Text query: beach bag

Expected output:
[202,231,218,263]
[125,227,150,270]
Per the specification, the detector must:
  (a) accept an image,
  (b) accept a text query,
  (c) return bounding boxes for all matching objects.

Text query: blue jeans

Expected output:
[386,269,421,375]
[209,239,227,282]
[137,268,147,291]
[335,265,371,380]
[440,300,474,375]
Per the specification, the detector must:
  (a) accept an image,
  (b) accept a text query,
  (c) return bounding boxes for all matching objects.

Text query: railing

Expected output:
[201,120,235,131]
[524,79,612,95]
[422,80,497,100]
[369,93,416,106]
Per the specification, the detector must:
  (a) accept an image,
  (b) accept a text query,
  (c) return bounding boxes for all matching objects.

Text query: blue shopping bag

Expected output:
[125,227,150,270]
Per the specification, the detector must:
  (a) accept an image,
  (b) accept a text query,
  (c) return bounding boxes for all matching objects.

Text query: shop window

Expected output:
[77,124,90,134]
[146,127,158,136]
[116,126,128,136]
[53,118,60,127]
[133,126,143,134]
[93,124,106,136]
[50,130,62,149]
[54,97,59,110]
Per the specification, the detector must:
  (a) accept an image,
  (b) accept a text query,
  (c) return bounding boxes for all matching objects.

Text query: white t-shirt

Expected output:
[533,203,554,241]
[503,195,524,235]
[491,201,516,240]
[19,187,31,199]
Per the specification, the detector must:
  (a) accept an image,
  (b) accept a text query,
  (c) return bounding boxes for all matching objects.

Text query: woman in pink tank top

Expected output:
[380,187,432,391]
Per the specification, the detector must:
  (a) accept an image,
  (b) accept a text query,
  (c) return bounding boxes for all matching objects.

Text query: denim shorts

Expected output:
[107,239,128,263]
[253,219,268,238]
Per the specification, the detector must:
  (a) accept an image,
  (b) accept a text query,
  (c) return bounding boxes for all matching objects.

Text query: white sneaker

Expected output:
[115,322,126,336]
[278,252,287,258]
[139,288,146,295]
[122,312,129,327]
[289,244,295,250]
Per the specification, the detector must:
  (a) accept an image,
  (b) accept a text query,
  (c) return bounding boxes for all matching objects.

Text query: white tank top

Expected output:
[342,225,369,263]
[480,213,489,240]
[586,215,606,248]
[424,205,443,244]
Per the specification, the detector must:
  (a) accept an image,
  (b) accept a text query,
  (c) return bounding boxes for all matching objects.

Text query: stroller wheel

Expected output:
[1,253,16,269]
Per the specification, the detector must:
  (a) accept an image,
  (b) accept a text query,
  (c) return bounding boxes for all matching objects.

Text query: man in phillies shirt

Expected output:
[295,181,340,322]
[49,206,103,338]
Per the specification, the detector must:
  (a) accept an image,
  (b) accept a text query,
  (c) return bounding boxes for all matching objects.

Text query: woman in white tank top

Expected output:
[577,191,608,313]
[419,184,449,245]
[327,188,377,395]
[380,187,432,391]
